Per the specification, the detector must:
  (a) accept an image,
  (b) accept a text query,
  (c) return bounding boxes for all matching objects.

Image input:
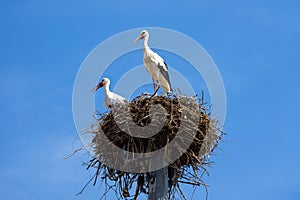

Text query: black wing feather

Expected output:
[158,61,172,90]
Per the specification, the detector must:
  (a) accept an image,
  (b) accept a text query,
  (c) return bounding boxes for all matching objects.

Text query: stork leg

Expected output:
[151,81,159,97]
[152,80,156,92]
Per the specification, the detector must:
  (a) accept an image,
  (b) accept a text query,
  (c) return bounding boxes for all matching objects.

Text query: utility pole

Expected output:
[148,167,169,200]
[148,133,169,200]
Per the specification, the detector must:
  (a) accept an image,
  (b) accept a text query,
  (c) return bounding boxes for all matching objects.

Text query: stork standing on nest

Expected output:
[92,78,126,109]
[134,30,172,96]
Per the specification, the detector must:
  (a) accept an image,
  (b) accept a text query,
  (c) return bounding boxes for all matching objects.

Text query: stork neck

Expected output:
[104,84,110,94]
[143,36,150,51]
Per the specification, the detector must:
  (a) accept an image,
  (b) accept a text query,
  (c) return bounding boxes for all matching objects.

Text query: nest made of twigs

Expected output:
[82,93,224,199]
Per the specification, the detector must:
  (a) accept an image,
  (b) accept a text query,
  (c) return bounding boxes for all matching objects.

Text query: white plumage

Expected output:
[92,78,126,108]
[134,30,172,95]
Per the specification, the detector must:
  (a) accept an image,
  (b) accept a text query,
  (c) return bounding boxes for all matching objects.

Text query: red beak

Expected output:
[134,34,144,44]
[91,81,104,92]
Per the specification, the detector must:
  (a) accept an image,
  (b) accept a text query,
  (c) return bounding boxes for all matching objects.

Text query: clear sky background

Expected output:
[1,0,299,200]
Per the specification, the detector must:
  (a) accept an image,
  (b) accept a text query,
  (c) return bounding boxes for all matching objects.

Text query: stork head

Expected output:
[134,30,149,43]
[92,78,110,92]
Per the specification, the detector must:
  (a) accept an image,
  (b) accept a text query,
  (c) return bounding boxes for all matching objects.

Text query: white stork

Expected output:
[92,78,126,108]
[134,30,172,96]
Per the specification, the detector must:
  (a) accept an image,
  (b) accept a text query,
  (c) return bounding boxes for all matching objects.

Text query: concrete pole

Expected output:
[148,167,169,200]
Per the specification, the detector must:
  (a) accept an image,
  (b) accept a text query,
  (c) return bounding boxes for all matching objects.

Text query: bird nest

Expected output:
[78,93,224,199]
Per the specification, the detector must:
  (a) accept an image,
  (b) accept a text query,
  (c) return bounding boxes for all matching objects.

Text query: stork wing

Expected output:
[158,61,172,90]
[151,55,172,90]
[115,93,127,102]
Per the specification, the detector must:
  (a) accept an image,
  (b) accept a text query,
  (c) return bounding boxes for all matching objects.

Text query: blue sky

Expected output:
[1,0,300,199]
